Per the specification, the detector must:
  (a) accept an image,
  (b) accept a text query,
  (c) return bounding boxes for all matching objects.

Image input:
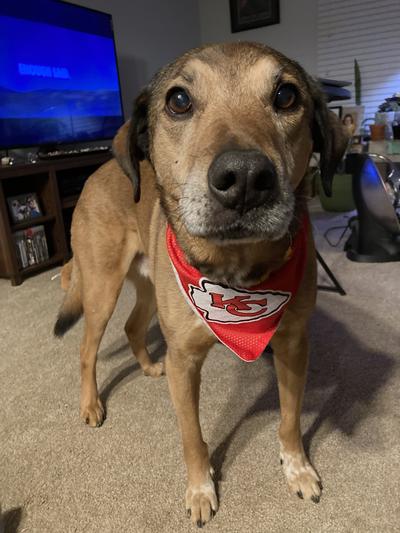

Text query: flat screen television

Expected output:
[0,0,124,149]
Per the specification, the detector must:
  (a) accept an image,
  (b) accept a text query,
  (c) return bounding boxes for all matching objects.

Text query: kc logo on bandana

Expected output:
[166,217,308,362]
[190,279,290,324]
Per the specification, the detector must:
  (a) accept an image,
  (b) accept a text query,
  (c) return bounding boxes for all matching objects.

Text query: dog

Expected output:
[54,42,347,526]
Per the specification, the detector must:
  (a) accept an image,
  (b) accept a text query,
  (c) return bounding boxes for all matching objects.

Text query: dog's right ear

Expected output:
[112,88,150,202]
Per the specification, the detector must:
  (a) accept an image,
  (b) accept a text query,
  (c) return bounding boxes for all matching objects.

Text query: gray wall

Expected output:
[198,0,318,76]
[69,0,201,117]
[67,0,317,117]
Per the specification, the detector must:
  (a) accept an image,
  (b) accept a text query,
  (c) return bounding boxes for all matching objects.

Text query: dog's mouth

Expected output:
[179,189,295,244]
[196,218,279,243]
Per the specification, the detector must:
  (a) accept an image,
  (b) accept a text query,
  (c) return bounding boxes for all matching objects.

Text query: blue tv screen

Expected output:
[0,0,124,148]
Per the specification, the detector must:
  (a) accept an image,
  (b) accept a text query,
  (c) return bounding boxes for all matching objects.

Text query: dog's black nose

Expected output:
[208,150,277,212]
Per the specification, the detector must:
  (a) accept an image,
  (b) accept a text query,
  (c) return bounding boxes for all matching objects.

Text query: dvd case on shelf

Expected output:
[13,225,49,269]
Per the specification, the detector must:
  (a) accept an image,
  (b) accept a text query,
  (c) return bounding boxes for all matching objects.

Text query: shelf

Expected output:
[11,215,55,231]
[0,152,112,180]
[61,195,79,209]
[19,253,63,275]
[0,151,109,285]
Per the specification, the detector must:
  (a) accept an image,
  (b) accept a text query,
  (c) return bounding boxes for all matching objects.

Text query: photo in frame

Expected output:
[341,106,364,138]
[7,192,42,223]
[230,0,280,33]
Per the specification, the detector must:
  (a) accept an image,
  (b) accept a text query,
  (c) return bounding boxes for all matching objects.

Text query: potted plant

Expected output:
[351,59,365,136]
[375,93,400,140]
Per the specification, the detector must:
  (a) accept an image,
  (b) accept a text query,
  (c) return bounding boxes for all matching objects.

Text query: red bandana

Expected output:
[166,218,308,362]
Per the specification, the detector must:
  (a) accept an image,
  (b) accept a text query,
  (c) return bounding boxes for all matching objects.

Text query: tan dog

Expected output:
[54,42,347,526]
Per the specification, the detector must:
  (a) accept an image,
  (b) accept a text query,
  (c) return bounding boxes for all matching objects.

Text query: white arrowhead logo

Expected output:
[189,279,291,324]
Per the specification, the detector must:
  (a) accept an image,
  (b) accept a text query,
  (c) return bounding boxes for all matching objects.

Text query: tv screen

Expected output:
[0,0,124,149]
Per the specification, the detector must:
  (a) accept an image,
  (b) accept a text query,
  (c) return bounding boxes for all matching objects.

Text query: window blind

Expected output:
[317,0,400,122]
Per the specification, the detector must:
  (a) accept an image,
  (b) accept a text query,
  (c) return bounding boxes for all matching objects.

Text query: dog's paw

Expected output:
[80,397,105,427]
[185,471,218,527]
[280,451,322,503]
[143,361,164,378]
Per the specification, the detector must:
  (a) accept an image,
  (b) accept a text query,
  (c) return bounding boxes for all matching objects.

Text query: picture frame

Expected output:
[7,192,42,223]
[230,0,280,33]
[341,105,365,138]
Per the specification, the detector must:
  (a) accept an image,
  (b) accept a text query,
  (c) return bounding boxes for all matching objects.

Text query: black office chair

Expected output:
[345,153,400,262]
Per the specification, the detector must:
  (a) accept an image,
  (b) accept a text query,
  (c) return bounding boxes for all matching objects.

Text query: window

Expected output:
[317,0,400,122]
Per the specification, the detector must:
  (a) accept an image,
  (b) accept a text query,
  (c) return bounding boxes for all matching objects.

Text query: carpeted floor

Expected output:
[1,201,399,533]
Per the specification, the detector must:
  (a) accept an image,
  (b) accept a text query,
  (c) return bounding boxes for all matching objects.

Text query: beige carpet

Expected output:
[1,202,399,533]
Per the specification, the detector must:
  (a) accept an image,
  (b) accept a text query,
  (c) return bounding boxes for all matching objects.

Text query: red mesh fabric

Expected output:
[166,217,308,362]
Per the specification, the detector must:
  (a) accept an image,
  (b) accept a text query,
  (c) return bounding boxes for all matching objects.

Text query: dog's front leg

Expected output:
[271,319,322,503]
[166,341,218,527]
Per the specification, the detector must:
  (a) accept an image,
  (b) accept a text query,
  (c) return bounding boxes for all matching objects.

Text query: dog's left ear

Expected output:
[310,82,350,197]
[112,88,150,202]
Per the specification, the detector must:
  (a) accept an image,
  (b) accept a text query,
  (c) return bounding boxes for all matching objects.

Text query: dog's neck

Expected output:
[163,186,308,288]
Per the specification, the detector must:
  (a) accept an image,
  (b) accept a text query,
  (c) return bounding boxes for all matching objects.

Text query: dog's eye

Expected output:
[166,87,192,115]
[274,84,298,110]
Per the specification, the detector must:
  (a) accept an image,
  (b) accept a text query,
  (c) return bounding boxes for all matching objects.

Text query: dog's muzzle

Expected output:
[207,149,278,214]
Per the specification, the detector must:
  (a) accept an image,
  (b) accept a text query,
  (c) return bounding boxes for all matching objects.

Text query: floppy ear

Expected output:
[112,120,132,176]
[112,88,150,202]
[310,84,350,197]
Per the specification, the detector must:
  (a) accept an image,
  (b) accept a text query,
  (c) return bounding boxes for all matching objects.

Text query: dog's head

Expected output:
[114,42,347,243]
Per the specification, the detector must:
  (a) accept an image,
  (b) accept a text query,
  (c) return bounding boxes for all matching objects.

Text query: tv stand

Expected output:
[0,152,112,285]
[37,144,111,160]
